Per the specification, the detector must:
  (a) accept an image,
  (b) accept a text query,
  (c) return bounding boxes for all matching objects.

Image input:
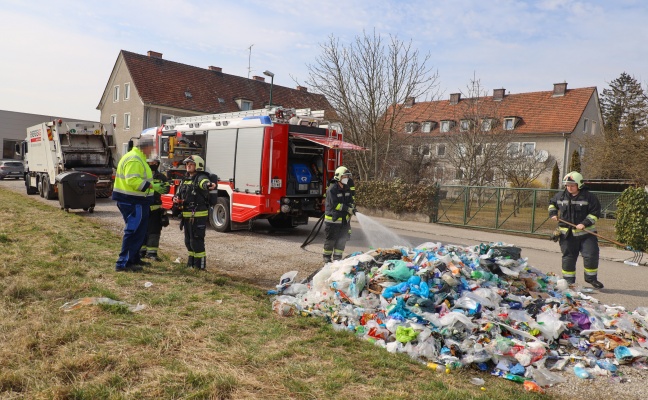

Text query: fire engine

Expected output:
[139,106,363,232]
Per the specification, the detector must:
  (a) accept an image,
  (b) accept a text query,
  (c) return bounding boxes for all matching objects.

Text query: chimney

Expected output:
[493,88,505,101]
[450,93,461,105]
[404,96,415,107]
[208,66,222,72]
[252,76,265,82]
[147,50,163,59]
[553,82,568,97]
[296,86,308,92]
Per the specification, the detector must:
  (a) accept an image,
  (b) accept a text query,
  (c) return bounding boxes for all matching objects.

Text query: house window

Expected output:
[458,144,467,156]
[113,85,120,102]
[421,121,433,133]
[455,168,465,180]
[434,166,444,180]
[110,114,117,127]
[484,169,495,182]
[161,114,173,125]
[460,119,471,131]
[124,113,131,130]
[481,119,492,131]
[436,144,446,157]
[419,145,430,156]
[440,120,453,133]
[241,100,252,110]
[522,142,535,156]
[508,142,520,156]
[405,122,418,134]
[475,144,483,156]
[583,118,589,132]
[504,118,515,130]
[124,83,130,101]
[591,121,597,135]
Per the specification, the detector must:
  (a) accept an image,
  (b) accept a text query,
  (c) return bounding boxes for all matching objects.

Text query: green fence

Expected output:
[434,186,620,240]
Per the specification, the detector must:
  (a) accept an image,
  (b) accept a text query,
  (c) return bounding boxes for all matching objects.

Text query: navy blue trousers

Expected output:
[116,202,150,269]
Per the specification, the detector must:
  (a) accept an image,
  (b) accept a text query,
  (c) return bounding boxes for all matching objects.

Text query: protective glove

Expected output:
[151,182,170,194]
[347,206,355,215]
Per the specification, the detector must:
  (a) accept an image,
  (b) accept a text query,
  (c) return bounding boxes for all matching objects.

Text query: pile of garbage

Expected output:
[271,242,648,391]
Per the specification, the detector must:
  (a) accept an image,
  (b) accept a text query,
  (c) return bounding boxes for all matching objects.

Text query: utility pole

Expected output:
[247,44,254,78]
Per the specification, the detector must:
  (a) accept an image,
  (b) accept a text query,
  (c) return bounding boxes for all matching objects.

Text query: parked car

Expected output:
[0,160,24,180]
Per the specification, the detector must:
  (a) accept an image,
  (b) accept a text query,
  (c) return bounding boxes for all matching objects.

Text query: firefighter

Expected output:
[112,142,168,272]
[140,158,170,261]
[323,166,355,263]
[173,155,216,269]
[548,171,604,289]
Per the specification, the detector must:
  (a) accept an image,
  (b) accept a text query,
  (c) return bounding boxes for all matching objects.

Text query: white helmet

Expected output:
[334,166,351,181]
[563,171,584,189]
[183,155,205,171]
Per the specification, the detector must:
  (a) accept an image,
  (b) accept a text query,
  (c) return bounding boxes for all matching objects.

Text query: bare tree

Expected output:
[393,144,437,184]
[443,80,511,187]
[304,30,440,181]
[499,150,555,188]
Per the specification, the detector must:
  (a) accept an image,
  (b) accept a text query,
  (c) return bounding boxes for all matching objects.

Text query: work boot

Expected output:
[323,255,332,264]
[145,253,162,262]
[186,256,194,268]
[585,277,604,289]
[194,257,206,270]
[563,276,576,285]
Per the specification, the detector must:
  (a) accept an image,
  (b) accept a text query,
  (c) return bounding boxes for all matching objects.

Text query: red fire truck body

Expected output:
[140,107,363,232]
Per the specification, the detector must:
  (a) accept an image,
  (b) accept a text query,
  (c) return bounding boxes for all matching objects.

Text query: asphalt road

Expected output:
[3,178,647,311]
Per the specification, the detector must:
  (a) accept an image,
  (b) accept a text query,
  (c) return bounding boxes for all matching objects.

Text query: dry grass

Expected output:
[0,188,549,400]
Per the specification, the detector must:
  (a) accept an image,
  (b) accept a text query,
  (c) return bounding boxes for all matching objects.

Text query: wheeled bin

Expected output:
[55,171,97,213]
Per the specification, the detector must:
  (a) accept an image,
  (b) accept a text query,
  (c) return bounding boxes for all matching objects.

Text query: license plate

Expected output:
[271,179,282,188]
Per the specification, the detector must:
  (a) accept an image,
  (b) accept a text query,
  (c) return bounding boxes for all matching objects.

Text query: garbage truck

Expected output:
[17,119,116,200]
[139,106,364,232]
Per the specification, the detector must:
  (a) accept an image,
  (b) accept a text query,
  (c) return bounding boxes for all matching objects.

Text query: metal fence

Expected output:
[434,185,620,239]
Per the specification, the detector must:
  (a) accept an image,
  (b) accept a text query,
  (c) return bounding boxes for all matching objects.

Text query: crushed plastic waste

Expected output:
[270,241,648,388]
[60,297,146,312]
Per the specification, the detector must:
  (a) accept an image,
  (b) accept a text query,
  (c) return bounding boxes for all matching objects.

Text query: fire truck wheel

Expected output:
[210,197,231,232]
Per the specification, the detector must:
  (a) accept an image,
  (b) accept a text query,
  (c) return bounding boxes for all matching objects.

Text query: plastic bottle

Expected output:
[573,363,591,379]
[503,373,526,383]
[427,362,445,373]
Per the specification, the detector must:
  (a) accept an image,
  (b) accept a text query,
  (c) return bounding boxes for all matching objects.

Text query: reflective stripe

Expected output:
[548,205,557,211]
[194,252,206,258]
[562,270,576,276]
[188,251,195,257]
[333,249,344,255]
[584,267,598,274]
[182,210,209,217]
[322,250,333,255]
[150,204,161,211]
[335,204,343,211]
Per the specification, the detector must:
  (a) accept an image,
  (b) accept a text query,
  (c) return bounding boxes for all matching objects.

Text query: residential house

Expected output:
[397,83,603,187]
[97,50,335,157]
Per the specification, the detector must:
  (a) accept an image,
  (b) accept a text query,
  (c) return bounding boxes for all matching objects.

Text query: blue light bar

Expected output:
[242,115,272,125]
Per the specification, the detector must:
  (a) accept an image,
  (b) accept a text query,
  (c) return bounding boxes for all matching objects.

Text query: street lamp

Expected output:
[263,70,274,107]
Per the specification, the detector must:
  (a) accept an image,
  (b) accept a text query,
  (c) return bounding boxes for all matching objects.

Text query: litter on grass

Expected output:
[271,242,648,388]
[60,297,146,312]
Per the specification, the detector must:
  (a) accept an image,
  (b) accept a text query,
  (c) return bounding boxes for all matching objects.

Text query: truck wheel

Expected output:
[43,177,56,200]
[209,197,231,232]
[268,214,296,229]
[38,176,45,198]
[25,176,37,195]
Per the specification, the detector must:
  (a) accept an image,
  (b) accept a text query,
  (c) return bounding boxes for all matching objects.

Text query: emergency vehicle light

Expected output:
[243,115,272,125]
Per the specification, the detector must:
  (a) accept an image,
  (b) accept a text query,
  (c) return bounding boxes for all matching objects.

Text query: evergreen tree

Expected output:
[550,162,560,189]
[600,72,648,136]
[570,150,581,173]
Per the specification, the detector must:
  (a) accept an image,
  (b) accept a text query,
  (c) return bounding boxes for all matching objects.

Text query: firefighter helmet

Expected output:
[563,171,584,189]
[183,155,205,171]
[334,166,351,181]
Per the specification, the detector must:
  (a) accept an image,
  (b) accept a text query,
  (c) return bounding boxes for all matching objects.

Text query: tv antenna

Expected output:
[247,44,254,78]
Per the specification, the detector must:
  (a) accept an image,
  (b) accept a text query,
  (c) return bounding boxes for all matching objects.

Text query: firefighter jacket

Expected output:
[112,146,154,205]
[150,170,169,211]
[325,180,353,224]
[548,188,601,236]
[176,172,212,218]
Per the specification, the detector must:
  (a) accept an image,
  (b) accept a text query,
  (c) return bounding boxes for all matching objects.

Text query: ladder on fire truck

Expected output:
[164,107,328,132]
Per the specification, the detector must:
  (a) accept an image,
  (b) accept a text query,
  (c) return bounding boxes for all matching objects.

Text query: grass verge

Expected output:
[0,188,550,399]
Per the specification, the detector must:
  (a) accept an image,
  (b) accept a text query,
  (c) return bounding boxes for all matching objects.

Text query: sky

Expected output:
[1,0,647,121]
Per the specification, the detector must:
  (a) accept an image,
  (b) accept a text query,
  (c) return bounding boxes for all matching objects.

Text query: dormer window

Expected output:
[405,122,419,134]
[421,121,436,133]
[504,117,519,130]
[440,120,454,133]
[235,98,253,111]
[460,119,473,132]
[481,118,493,131]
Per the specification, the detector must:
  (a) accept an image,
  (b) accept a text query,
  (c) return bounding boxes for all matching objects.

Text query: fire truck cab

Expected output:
[141,107,363,232]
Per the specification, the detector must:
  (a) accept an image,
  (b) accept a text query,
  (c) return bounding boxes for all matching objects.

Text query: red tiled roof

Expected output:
[120,50,335,117]
[397,87,596,136]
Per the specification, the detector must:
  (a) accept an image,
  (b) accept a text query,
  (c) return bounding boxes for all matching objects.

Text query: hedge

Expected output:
[355,180,439,217]
[615,187,648,252]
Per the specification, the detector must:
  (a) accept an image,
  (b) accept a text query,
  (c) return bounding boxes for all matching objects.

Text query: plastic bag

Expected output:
[272,295,302,317]
[60,297,146,312]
